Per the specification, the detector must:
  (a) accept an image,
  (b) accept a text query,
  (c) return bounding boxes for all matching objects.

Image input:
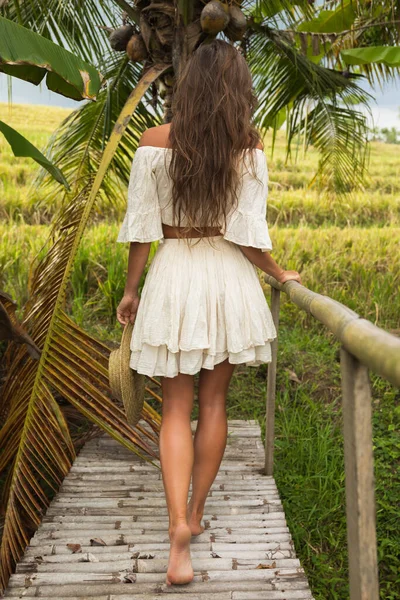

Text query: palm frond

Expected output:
[247,24,372,191]
[32,52,164,204]
[0,373,76,588]
[252,0,314,28]
[288,99,370,191]
[0,63,170,594]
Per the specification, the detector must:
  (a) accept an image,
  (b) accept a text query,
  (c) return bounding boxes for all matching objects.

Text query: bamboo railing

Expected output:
[263,275,400,600]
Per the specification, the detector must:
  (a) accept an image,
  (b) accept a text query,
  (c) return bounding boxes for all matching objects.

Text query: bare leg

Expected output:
[187,358,236,535]
[159,372,195,586]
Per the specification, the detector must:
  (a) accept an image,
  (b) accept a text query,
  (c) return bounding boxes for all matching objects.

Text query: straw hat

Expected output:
[108,319,145,427]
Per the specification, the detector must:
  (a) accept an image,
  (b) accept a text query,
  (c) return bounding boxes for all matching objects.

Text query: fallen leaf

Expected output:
[131,551,155,559]
[256,561,277,569]
[90,538,107,546]
[287,369,301,383]
[66,543,82,553]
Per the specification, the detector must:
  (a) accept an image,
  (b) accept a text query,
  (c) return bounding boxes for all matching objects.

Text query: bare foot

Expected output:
[166,522,194,586]
[186,499,205,536]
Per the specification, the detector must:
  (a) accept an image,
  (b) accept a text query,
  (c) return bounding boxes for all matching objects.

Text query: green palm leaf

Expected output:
[288,100,370,191]
[253,0,313,25]
[247,24,371,190]
[32,54,163,204]
[0,62,170,594]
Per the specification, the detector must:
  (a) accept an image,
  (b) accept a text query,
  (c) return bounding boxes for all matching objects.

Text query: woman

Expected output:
[116,39,302,587]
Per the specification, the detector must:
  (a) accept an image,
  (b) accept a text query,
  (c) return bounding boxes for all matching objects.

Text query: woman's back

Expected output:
[154,146,268,227]
[117,139,272,249]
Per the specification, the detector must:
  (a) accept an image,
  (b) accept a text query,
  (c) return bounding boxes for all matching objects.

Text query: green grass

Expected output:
[2,223,399,332]
[2,102,400,228]
[0,103,399,600]
[222,324,400,600]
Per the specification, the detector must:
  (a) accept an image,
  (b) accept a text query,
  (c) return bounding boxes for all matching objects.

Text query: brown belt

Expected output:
[162,223,222,239]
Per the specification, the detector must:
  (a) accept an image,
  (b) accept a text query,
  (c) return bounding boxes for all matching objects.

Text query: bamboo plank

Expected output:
[49,498,283,508]
[4,575,312,597]
[51,494,281,503]
[38,519,287,532]
[57,486,279,495]
[40,512,287,524]
[68,465,266,473]
[43,506,284,517]
[18,550,295,567]
[31,528,290,544]
[59,481,279,490]
[16,556,301,574]
[73,454,264,463]
[55,489,281,498]
[6,566,307,587]
[28,534,294,547]
[233,592,313,599]
[21,543,295,561]
[62,473,276,481]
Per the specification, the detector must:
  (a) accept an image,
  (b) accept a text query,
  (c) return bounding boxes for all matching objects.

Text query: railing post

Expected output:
[340,347,380,600]
[264,286,280,476]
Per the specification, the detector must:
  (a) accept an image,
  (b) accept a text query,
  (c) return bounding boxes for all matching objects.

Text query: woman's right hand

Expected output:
[116,292,140,326]
[275,269,302,285]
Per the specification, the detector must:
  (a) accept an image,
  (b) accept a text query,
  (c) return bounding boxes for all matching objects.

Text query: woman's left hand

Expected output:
[116,293,140,326]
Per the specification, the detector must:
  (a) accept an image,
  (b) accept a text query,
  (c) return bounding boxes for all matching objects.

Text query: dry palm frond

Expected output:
[0,62,170,593]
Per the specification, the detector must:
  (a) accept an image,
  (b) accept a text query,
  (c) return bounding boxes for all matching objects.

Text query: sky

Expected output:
[0,73,399,131]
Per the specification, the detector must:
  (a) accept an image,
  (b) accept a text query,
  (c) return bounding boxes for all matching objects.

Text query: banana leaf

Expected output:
[0,15,104,100]
[297,0,355,33]
[0,62,171,594]
[341,46,400,68]
[0,120,70,189]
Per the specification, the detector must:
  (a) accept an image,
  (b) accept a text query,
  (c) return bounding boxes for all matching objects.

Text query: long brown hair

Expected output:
[164,38,263,243]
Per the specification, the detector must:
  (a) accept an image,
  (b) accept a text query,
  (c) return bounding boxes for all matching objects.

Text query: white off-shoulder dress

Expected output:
[116,145,277,378]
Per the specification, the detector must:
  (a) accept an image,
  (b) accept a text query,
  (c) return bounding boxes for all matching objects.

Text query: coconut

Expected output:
[225,5,247,41]
[109,25,135,51]
[200,1,230,35]
[126,34,148,62]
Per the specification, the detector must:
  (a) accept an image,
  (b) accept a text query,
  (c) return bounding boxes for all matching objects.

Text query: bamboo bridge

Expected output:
[3,275,400,600]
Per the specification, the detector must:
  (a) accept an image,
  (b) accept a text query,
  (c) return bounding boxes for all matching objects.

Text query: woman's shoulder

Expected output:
[138,126,265,152]
[138,125,171,149]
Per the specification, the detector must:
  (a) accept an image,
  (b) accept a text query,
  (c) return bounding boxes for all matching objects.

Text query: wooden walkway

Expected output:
[4,420,314,599]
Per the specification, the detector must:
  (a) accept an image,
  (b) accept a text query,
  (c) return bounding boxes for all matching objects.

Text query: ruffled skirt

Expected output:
[130,236,277,378]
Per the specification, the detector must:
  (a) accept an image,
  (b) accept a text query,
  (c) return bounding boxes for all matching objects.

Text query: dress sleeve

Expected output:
[221,151,273,252]
[116,146,164,243]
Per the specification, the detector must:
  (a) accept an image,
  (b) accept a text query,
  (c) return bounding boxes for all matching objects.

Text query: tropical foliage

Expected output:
[1,0,399,594]
[0,15,104,99]
[0,15,104,186]
[0,119,70,188]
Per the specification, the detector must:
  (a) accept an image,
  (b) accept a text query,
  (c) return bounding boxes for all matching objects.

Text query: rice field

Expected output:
[1,102,399,599]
